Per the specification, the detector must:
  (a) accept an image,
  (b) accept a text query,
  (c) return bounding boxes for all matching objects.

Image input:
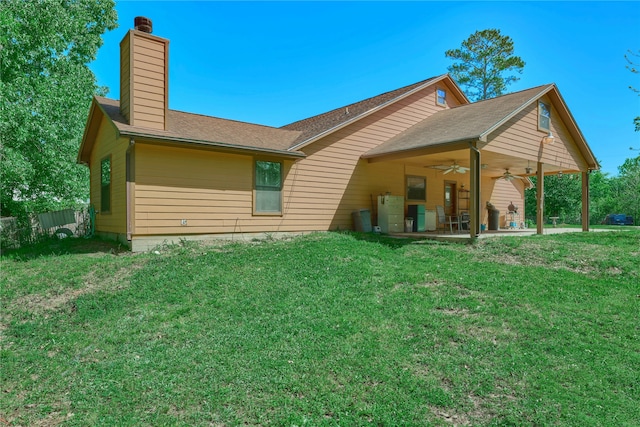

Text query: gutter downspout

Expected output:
[126,138,135,242]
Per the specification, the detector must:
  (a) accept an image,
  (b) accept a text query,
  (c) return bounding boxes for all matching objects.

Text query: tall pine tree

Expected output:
[446,29,525,101]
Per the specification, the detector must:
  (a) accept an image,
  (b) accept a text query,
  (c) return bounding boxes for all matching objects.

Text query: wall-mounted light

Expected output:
[542,131,555,145]
[557,171,563,178]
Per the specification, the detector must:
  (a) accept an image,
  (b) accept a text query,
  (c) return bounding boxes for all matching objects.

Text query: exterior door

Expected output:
[444,181,457,216]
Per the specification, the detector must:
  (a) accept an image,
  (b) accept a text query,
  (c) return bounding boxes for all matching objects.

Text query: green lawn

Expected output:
[1,231,638,426]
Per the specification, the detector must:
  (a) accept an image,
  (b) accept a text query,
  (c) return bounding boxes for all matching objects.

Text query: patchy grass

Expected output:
[1,231,638,426]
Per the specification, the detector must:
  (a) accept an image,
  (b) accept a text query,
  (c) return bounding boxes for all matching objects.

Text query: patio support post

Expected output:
[469,142,481,237]
[536,162,544,235]
[582,171,590,231]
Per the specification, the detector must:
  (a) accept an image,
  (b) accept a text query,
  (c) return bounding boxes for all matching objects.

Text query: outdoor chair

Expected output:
[436,205,459,234]
[459,212,470,232]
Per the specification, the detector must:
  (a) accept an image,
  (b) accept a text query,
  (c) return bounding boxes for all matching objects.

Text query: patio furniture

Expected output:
[436,205,459,234]
[459,212,470,231]
[506,211,520,229]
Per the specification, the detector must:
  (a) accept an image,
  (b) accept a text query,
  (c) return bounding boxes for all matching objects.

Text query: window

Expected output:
[254,160,282,214]
[406,175,426,201]
[100,156,111,213]
[538,101,551,131]
[436,88,446,106]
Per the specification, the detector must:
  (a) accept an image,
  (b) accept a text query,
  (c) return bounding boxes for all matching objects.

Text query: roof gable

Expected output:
[281,74,468,150]
[362,84,598,170]
[363,85,553,157]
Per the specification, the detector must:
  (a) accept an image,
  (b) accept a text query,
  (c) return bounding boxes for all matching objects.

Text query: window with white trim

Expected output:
[436,88,447,106]
[254,160,282,214]
[538,101,551,131]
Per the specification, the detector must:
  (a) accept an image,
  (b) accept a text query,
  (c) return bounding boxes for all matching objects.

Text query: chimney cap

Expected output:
[134,16,152,33]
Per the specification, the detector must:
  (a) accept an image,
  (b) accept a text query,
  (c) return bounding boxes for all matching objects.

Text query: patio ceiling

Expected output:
[386,148,580,178]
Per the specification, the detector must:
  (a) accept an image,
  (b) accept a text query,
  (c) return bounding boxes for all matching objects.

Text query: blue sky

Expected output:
[90,1,640,176]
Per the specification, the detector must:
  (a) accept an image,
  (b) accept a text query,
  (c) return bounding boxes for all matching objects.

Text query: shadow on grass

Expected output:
[1,236,129,261]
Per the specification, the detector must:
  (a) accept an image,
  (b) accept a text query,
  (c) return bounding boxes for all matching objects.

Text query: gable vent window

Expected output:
[436,88,447,106]
[539,101,551,131]
[254,160,282,215]
[100,156,111,213]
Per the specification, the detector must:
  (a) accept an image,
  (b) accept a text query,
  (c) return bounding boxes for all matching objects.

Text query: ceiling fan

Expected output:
[495,168,526,181]
[427,161,470,175]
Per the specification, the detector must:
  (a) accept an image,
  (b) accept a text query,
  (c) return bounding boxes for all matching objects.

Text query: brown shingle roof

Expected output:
[95,97,304,156]
[363,85,554,157]
[281,75,444,148]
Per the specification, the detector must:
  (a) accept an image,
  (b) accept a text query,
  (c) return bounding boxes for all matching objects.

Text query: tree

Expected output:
[616,155,640,224]
[625,50,640,134]
[446,29,525,101]
[525,174,582,224]
[0,0,117,218]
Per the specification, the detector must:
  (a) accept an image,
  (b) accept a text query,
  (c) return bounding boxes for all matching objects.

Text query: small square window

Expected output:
[539,101,551,131]
[436,88,446,106]
[406,175,426,201]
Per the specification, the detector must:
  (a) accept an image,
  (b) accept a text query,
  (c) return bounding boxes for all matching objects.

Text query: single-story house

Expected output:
[78,18,599,251]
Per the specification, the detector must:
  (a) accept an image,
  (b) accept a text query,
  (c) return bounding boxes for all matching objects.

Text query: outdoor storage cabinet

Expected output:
[407,204,426,232]
[352,209,372,232]
[378,195,404,233]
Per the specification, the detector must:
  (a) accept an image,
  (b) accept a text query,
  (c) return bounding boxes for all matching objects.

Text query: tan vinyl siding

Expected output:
[120,30,168,130]
[131,33,167,129]
[129,84,459,237]
[485,96,587,172]
[481,178,526,227]
[119,35,131,122]
[282,86,461,231]
[134,145,300,235]
[89,117,128,234]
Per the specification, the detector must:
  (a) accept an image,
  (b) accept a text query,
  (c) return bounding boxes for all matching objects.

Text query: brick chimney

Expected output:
[119,17,169,130]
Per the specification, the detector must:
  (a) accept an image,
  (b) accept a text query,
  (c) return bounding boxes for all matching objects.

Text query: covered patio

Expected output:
[361,84,599,236]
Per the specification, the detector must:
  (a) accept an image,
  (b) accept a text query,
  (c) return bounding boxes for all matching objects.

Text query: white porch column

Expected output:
[582,171,590,231]
[536,162,544,235]
[469,143,481,237]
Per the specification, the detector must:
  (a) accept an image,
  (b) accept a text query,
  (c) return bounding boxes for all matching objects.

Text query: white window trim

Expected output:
[436,88,447,107]
[538,101,551,132]
[253,159,283,216]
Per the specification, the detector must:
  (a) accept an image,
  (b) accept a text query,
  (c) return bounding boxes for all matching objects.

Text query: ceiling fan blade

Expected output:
[443,168,453,174]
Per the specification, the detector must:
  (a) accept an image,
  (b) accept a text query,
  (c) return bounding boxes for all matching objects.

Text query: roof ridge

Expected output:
[451,84,554,108]
[95,96,296,132]
[281,75,443,129]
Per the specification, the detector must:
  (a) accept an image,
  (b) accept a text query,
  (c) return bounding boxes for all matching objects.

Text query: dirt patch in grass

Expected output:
[430,388,516,426]
[11,263,146,315]
[393,280,444,291]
